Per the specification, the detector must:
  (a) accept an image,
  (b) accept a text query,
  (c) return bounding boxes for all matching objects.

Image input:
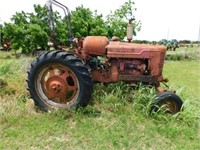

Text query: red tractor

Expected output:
[27,0,183,114]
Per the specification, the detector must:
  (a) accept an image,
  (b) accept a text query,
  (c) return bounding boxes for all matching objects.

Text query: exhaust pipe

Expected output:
[127,18,134,43]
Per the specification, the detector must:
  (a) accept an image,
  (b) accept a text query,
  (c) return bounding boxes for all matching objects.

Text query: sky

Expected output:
[0,0,200,41]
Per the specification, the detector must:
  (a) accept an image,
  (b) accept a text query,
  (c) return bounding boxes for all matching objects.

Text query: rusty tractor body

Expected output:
[27,0,183,114]
[79,36,166,88]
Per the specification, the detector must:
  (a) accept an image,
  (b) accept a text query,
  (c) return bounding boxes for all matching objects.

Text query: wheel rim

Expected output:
[35,64,79,108]
[160,100,180,114]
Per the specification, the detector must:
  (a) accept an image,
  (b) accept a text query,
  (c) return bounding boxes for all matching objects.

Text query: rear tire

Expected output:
[27,50,93,111]
[150,92,183,114]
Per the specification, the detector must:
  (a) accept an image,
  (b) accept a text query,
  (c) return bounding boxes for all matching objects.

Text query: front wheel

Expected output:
[150,92,183,114]
[27,50,93,111]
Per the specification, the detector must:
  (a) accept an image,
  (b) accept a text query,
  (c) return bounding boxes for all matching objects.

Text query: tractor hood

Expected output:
[83,36,166,59]
[106,41,166,58]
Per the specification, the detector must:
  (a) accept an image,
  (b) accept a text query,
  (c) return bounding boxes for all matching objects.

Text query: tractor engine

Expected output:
[117,59,148,76]
[82,36,166,85]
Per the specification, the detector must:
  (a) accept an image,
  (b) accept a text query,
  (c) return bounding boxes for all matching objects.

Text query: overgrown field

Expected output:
[0,47,200,149]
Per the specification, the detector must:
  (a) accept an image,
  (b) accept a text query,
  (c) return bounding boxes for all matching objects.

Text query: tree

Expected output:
[29,4,70,47]
[71,6,93,38]
[3,23,48,53]
[2,5,50,53]
[106,0,141,40]
[90,11,107,36]
[70,6,107,38]
[3,23,25,52]
[29,4,50,34]
[11,11,28,25]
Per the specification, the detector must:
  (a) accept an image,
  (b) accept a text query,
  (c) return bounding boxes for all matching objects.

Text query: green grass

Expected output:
[164,61,200,99]
[0,48,200,150]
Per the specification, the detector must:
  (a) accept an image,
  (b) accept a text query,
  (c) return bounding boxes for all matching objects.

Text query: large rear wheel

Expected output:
[27,50,93,111]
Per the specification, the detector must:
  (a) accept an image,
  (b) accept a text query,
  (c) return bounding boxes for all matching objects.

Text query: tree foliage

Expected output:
[71,6,93,38]
[90,11,107,36]
[106,0,141,40]
[3,5,49,53]
[29,4,50,34]
[70,6,107,38]
[3,23,48,53]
